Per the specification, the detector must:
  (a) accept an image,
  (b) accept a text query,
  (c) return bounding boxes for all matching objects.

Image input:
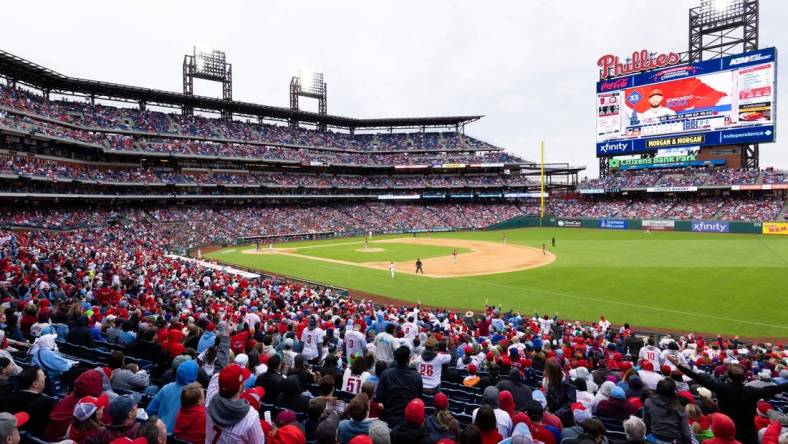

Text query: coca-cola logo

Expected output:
[598,50,681,80]
[600,79,629,91]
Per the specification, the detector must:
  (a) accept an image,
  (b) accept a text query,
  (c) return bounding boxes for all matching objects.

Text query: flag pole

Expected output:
[540,140,545,226]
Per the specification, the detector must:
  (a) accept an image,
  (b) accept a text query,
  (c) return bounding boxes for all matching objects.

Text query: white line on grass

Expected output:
[455,277,788,330]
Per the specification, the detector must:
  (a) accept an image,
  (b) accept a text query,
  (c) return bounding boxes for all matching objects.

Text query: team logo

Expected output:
[626,91,642,105]
[598,142,630,154]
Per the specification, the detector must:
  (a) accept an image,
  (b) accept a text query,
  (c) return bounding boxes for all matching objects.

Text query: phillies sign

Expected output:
[598,49,681,80]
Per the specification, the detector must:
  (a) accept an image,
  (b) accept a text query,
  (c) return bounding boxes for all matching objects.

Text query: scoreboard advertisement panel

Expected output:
[596,48,777,156]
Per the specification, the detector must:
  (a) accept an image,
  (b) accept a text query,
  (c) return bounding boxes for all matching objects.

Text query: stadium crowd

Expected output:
[0,153,537,188]
[0,86,524,167]
[0,219,785,444]
[578,168,772,191]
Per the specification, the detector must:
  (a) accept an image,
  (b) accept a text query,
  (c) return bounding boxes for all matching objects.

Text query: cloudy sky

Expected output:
[2,0,786,176]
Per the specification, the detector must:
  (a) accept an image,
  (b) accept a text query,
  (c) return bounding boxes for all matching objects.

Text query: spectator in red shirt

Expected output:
[174,383,205,444]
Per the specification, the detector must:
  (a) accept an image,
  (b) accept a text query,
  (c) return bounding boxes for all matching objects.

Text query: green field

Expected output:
[207,228,788,339]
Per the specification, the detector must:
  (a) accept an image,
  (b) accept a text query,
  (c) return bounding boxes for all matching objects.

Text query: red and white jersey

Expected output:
[639,345,662,369]
[538,318,554,334]
[344,330,367,357]
[341,368,370,394]
[401,322,418,340]
[413,352,451,389]
[300,327,325,360]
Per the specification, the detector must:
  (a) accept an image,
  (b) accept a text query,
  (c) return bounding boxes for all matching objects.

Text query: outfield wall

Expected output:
[489,215,768,234]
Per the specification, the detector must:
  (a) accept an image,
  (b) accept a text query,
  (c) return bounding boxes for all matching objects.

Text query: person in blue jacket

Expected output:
[29,333,76,380]
[146,359,198,432]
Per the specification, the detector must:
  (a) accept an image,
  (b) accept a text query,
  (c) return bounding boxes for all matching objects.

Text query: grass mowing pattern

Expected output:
[293,240,470,263]
[206,228,788,338]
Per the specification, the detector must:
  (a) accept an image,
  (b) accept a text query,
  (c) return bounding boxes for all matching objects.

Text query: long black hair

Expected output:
[655,378,681,417]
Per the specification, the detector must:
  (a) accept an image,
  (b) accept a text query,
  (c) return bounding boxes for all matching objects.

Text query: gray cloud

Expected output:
[2,0,786,177]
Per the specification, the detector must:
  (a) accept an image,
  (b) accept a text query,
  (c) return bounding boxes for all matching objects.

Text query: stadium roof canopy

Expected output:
[0,49,482,131]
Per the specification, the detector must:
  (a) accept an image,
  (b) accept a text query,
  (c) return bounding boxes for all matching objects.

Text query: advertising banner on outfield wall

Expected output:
[763,222,788,235]
[558,219,582,228]
[600,219,628,229]
[691,221,730,233]
[642,219,675,231]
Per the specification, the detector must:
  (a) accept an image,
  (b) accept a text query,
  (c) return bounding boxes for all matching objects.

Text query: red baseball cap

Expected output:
[218,364,245,398]
[649,89,664,97]
[73,394,109,422]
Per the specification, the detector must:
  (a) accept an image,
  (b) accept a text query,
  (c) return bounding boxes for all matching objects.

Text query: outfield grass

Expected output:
[292,240,470,263]
[206,228,788,339]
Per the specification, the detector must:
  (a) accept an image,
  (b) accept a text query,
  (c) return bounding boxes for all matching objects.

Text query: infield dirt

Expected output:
[242,237,555,278]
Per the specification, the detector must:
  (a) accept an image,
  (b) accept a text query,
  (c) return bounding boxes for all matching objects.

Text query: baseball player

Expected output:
[389,262,395,279]
[542,243,546,255]
[639,88,676,124]
[415,258,423,274]
[452,248,458,264]
[552,237,556,248]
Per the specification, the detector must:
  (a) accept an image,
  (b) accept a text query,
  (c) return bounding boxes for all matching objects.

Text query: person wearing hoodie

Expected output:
[591,381,615,414]
[498,419,535,444]
[471,386,513,438]
[667,354,788,444]
[390,398,432,444]
[703,414,741,444]
[276,374,310,413]
[375,346,423,428]
[642,379,691,444]
[45,369,104,441]
[83,395,140,444]
[146,359,198,433]
[497,368,533,410]
[173,382,206,444]
[595,387,638,419]
[197,324,217,353]
[499,390,517,419]
[338,394,372,444]
[30,333,76,383]
[572,367,598,395]
[425,392,460,443]
[205,364,265,444]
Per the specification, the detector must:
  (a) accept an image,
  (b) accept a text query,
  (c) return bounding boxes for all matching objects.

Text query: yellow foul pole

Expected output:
[540,140,545,219]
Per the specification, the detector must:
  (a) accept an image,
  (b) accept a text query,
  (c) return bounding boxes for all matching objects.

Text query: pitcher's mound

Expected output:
[356,247,385,252]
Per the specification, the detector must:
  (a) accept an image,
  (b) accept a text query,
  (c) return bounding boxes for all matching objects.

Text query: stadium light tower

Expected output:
[290,69,327,131]
[688,0,760,169]
[689,0,757,62]
[182,46,233,118]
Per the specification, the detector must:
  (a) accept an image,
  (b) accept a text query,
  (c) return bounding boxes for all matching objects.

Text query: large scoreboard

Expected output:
[596,48,777,157]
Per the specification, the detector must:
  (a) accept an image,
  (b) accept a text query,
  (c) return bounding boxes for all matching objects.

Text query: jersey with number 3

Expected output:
[344,330,367,357]
[301,327,325,360]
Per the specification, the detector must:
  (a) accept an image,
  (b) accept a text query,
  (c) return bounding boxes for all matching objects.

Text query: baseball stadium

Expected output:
[0,1,787,444]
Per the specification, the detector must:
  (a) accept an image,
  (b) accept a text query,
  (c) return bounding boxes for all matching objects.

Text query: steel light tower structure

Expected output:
[290,70,327,131]
[689,0,760,169]
[183,47,233,118]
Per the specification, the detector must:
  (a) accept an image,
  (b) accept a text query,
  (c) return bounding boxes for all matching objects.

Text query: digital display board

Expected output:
[596,48,777,156]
